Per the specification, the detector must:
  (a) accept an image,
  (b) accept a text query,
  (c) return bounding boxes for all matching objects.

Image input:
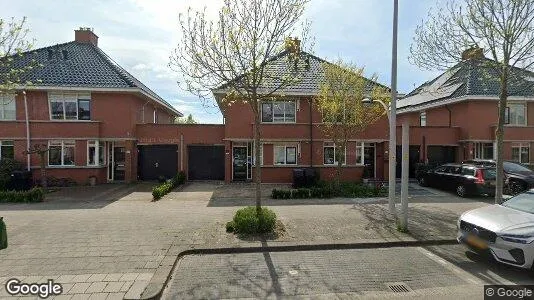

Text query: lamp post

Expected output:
[389,0,399,216]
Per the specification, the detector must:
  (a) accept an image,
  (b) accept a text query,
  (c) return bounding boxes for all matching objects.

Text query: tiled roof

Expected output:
[213,51,388,96]
[399,58,534,111]
[1,41,181,116]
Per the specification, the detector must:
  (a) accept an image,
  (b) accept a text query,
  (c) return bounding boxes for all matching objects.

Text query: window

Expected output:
[512,143,530,164]
[420,111,427,126]
[474,142,494,159]
[87,140,105,166]
[48,141,75,166]
[49,93,91,120]
[506,102,526,125]
[356,143,364,165]
[323,142,345,165]
[153,109,157,124]
[0,94,16,120]
[0,141,14,160]
[274,145,297,165]
[261,100,296,123]
[461,167,475,176]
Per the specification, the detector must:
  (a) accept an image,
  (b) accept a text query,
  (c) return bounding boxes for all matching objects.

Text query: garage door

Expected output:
[138,145,178,180]
[188,145,225,180]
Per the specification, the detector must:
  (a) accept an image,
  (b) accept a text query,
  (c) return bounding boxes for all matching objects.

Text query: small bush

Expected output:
[174,171,186,185]
[231,206,277,234]
[152,172,187,200]
[0,188,44,203]
[0,159,24,191]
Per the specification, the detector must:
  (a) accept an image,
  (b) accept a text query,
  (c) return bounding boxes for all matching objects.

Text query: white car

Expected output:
[457,191,534,269]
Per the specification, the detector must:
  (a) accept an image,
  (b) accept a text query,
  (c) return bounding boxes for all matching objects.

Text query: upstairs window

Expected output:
[420,111,427,126]
[49,93,91,120]
[0,94,16,120]
[506,102,526,126]
[261,100,296,123]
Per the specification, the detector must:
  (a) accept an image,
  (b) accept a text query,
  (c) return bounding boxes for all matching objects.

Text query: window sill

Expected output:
[260,122,297,124]
[46,165,106,169]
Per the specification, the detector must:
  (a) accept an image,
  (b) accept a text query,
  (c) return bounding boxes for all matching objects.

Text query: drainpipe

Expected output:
[23,91,30,171]
[309,98,313,167]
[180,134,184,172]
[445,105,452,127]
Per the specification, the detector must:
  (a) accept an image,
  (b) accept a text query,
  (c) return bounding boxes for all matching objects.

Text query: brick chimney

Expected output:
[462,47,484,60]
[75,27,98,46]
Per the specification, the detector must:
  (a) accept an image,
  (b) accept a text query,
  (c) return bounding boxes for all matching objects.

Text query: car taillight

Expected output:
[475,169,485,184]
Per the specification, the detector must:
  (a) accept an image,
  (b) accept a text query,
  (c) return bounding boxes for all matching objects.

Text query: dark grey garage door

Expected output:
[138,145,178,180]
[188,145,225,180]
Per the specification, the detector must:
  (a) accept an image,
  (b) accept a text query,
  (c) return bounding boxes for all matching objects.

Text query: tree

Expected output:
[410,0,534,203]
[24,144,49,189]
[170,0,312,215]
[175,113,197,124]
[0,17,39,93]
[316,60,389,188]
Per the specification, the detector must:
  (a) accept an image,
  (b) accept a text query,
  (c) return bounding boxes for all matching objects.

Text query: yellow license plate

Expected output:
[466,235,488,249]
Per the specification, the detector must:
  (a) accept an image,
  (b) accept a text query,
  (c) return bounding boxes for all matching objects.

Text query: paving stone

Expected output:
[69,294,91,300]
[87,293,109,300]
[57,275,77,283]
[102,274,123,282]
[85,282,107,294]
[86,274,107,283]
[72,274,92,283]
[118,273,138,282]
[102,282,124,293]
[123,281,149,300]
[68,282,91,294]
[135,273,153,281]
[53,294,73,300]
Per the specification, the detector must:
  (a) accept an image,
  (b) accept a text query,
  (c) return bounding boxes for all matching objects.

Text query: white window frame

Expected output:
[48,92,91,121]
[153,109,157,124]
[474,142,494,159]
[506,102,527,126]
[261,100,296,123]
[273,145,298,165]
[0,94,16,120]
[0,140,14,160]
[87,140,106,166]
[323,142,346,165]
[512,142,530,164]
[355,142,364,165]
[48,140,76,166]
[420,111,427,126]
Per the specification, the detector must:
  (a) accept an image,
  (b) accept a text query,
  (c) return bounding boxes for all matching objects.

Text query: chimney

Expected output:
[75,27,98,46]
[285,37,301,54]
[462,47,484,60]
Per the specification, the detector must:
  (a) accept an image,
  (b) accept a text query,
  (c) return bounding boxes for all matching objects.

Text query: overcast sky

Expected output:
[1,0,443,123]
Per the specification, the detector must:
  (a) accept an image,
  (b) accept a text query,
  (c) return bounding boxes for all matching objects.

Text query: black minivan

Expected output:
[418,163,497,197]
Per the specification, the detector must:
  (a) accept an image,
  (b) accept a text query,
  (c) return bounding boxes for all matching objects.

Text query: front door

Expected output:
[364,143,376,178]
[113,147,126,181]
[233,146,248,181]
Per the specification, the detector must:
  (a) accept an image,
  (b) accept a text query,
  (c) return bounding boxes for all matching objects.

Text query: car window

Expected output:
[434,166,447,172]
[502,192,534,214]
[450,166,461,174]
[482,168,496,180]
[504,161,532,173]
[461,167,475,176]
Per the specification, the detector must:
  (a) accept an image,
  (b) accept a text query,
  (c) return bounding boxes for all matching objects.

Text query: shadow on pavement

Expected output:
[0,182,155,211]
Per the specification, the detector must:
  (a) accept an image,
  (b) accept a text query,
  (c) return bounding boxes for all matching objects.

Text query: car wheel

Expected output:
[418,177,427,187]
[456,184,467,197]
[509,180,527,195]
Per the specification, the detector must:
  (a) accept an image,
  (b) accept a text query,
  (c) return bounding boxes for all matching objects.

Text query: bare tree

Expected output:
[410,0,534,203]
[316,60,389,188]
[170,0,312,214]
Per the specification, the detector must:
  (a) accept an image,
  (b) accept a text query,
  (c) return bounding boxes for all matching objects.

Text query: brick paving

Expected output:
[0,182,489,299]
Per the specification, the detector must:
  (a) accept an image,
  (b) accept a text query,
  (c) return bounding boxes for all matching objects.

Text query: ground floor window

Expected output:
[512,143,530,164]
[274,145,297,165]
[474,142,494,159]
[49,140,75,166]
[324,142,346,165]
[87,140,105,166]
[0,141,14,160]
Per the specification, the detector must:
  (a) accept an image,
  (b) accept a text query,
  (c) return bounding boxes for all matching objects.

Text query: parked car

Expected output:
[457,190,534,269]
[464,159,534,195]
[418,163,496,197]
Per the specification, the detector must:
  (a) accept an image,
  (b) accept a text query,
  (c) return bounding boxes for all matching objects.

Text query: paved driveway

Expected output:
[0,182,489,299]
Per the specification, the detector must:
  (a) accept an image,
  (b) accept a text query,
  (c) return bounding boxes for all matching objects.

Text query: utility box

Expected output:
[0,217,7,250]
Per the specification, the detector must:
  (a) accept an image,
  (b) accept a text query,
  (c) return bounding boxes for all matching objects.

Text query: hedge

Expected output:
[152,171,186,200]
[271,182,385,199]
[226,206,277,234]
[0,188,45,203]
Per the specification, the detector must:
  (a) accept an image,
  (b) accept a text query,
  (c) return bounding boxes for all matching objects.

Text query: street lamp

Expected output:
[362,97,395,215]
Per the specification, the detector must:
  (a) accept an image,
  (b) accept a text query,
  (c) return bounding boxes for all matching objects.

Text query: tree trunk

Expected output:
[254,105,262,216]
[40,152,47,189]
[495,65,509,204]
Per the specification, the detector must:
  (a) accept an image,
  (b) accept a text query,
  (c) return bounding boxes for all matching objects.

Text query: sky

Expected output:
[1,0,443,124]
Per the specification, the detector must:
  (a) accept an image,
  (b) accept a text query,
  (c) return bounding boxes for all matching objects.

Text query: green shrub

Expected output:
[152,172,186,200]
[0,159,24,191]
[0,188,44,203]
[174,171,186,185]
[270,181,385,199]
[231,206,277,234]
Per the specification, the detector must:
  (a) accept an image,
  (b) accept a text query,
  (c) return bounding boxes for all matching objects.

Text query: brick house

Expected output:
[0,28,183,184]
[397,52,534,175]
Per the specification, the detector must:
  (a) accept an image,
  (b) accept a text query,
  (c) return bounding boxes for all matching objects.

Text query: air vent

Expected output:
[386,282,412,293]
[62,50,68,60]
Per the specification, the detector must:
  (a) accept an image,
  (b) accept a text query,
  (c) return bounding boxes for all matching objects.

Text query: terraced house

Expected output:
[398,50,534,175]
